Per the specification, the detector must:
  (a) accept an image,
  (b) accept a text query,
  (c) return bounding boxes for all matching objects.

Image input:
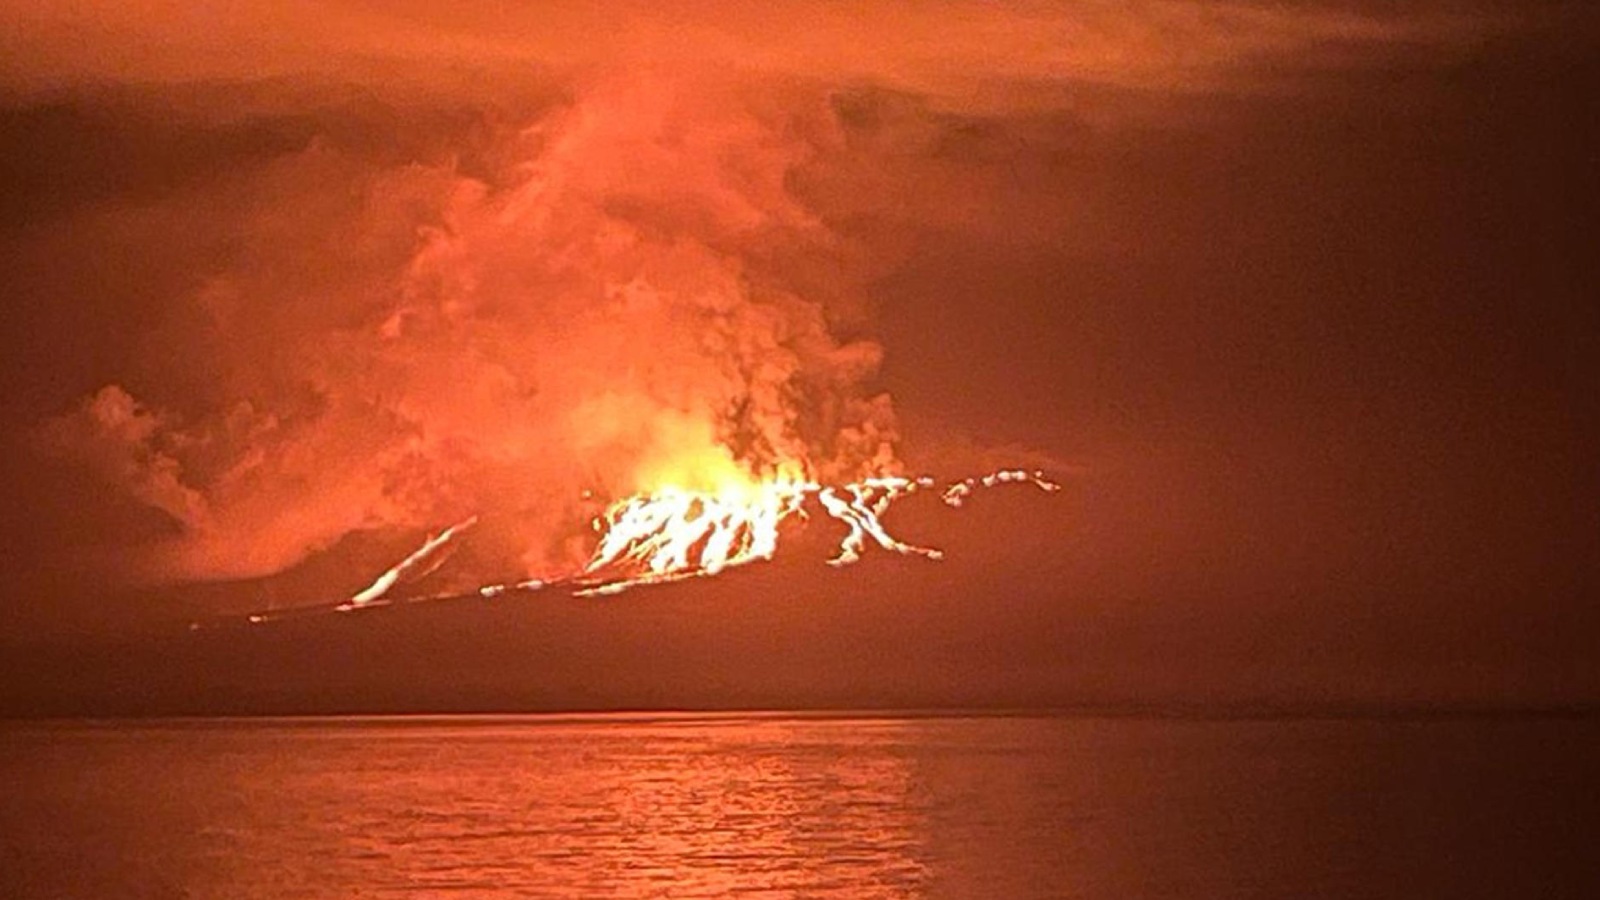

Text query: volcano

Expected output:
[197,469,1060,630]
[1,481,1073,718]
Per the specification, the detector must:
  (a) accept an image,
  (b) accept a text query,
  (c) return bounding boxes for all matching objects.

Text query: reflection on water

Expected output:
[2,714,1596,898]
[2,716,945,898]
[571,720,928,896]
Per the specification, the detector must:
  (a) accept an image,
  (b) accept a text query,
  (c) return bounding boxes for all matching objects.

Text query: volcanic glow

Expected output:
[345,470,1060,607]
[35,69,1072,621]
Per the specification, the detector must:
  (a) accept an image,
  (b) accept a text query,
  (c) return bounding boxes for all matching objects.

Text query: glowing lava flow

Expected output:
[343,515,478,608]
[330,469,1060,611]
[575,475,950,596]
[581,468,1058,594]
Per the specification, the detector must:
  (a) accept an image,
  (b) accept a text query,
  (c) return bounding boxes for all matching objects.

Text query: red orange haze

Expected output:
[0,1,1595,714]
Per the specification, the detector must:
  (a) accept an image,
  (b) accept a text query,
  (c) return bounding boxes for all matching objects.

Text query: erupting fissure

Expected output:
[346,469,1060,606]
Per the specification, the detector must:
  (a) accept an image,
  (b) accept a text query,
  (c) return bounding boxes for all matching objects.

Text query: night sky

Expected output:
[1,1,1595,715]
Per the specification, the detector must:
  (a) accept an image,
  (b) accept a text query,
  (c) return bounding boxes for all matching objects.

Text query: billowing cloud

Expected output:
[30,71,909,586]
[4,0,1502,595]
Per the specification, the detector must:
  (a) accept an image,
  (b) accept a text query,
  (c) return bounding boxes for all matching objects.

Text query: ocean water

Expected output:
[1,713,1595,899]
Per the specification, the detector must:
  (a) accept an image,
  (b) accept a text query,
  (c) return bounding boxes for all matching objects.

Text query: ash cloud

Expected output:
[1,1,1501,597]
[31,73,903,585]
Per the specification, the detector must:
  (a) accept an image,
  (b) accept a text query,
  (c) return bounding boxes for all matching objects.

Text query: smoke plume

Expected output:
[10,2,1492,596]
[37,72,898,585]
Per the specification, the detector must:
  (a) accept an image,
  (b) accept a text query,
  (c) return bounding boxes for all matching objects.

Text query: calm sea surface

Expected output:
[1,713,1595,898]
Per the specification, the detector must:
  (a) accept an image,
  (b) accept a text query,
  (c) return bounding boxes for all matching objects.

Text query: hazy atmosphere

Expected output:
[1,0,1595,715]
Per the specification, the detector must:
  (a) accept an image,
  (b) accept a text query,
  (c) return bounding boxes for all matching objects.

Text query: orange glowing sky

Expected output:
[1,1,1489,101]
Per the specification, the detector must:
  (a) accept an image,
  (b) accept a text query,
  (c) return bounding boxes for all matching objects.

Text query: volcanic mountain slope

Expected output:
[0,483,1074,717]
[199,470,1059,624]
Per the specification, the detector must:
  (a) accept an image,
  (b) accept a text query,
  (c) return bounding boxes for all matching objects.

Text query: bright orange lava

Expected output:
[345,469,1060,606]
